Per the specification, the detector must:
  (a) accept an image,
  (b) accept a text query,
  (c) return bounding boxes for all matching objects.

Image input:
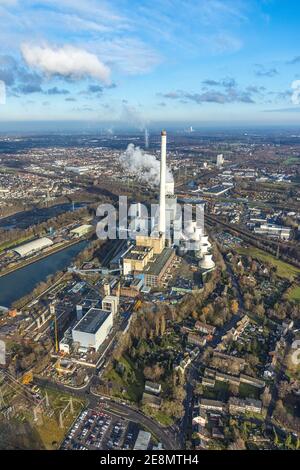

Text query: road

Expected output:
[179,253,245,445]
[35,376,179,450]
[91,391,180,450]
[31,277,180,449]
[267,331,293,421]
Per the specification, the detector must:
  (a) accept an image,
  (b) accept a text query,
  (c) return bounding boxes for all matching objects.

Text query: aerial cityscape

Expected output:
[0,0,299,458]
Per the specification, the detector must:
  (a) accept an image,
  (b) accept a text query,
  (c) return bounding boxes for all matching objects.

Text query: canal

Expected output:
[0,240,88,308]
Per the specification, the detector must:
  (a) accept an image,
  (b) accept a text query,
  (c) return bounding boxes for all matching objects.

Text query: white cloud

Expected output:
[21,43,111,83]
[95,38,162,75]
[130,0,247,54]
[0,0,18,5]
[203,32,243,54]
[291,80,300,105]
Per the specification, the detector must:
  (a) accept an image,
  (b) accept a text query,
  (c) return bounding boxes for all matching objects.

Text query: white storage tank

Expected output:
[199,254,215,270]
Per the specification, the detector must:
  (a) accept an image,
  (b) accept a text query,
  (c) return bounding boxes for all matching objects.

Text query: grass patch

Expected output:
[283,157,300,166]
[239,382,261,400]
[237,247,300,280]
[287,285,300,302]
[34,387,85,449]
[105,354,144,403]
[142,406,174,426]
[202,381,230,401]
[1,387,85,449]
[0,235,34,253]
[244,410,266,421]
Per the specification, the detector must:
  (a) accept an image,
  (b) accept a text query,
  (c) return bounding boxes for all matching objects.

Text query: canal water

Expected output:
[0,240,88,308]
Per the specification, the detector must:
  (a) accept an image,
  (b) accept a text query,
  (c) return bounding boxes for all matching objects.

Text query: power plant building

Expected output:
[217,154,224,167]
[136,234,164,255]
[123,246,154,275]
[159,130,167,234]
[102,295,119,318]
[72,308,113,351]
[199,254,215,271]
[121,129,214,289]
[144,247,175,287]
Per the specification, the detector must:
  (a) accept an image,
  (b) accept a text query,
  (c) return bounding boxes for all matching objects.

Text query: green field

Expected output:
[142,406,174,426]
[237,247,300,280]
[239,382,261,400]
[287,286,300,302]
[0,235,34,253]
[283,157,300,165]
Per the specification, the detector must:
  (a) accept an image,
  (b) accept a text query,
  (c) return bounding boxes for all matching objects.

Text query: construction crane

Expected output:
[21,370,33,385]
[133,299,142,311]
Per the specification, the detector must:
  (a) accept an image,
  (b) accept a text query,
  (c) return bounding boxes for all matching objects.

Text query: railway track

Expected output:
[205,213,300,269]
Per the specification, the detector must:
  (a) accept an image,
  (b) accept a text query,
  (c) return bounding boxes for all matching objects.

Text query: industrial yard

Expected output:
[0,127,299,454]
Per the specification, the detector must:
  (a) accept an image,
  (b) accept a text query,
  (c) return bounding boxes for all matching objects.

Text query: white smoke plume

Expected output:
[120,144,173,186]
[120,104,147,130]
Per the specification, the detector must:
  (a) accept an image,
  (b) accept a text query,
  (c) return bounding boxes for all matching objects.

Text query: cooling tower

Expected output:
[200,235,209,245]
[199,254,215,270]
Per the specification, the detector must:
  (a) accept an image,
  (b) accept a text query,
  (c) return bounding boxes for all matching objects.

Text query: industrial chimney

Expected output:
[159,130,167,234]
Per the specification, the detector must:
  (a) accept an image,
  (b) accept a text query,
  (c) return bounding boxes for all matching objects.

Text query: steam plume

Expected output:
[120,144,173,186]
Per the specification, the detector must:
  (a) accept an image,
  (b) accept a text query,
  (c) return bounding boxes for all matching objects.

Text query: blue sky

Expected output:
[0,0,300,126]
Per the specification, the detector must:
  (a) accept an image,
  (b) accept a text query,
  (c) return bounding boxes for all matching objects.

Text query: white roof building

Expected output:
[13,237,53,257]
[70,224,93,237]
[72,308,113,351]
[133,430,151,450]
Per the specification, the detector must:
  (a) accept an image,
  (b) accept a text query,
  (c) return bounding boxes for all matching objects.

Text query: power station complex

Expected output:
[116,130,215,287]
[62,131,215,353]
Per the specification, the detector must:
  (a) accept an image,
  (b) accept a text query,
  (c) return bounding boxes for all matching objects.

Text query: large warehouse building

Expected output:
[72,308,113,351]
[144,247,175,288]
[13,237,53,258]
[70,224,93,238]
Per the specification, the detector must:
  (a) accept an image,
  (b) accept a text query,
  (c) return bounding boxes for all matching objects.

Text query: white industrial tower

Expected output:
[159,130,167,234]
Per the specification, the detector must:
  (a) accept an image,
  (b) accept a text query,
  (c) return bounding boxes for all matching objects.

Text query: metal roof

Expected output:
[13,237,53,257]
[73,308,110,334]
[144,248,174,276]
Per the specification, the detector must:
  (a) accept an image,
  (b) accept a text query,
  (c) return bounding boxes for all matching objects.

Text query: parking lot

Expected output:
[61,407,141,450]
